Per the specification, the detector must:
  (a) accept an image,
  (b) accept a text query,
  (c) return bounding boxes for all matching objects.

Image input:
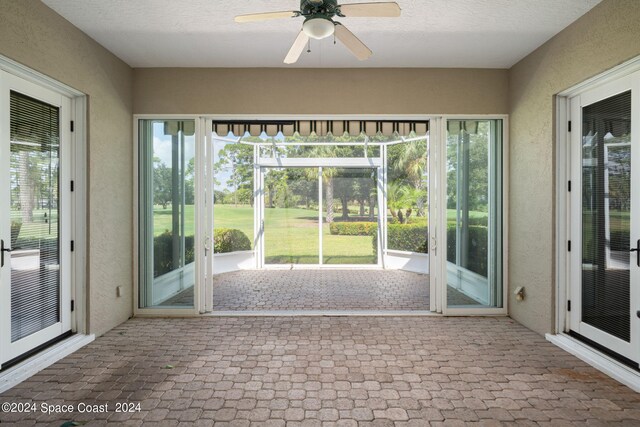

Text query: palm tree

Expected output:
[395,139,427,188]
[393,138,428,215]
[387,181,422,224]
[303,145,340,223]
[303,164,337,223]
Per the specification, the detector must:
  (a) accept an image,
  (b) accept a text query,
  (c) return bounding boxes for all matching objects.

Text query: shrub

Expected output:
[370,223,428,255]
[446,223,488,277]
[408,217,428,226]
[610,230,631,252]
[153,231,195,278]
[468,216,488,226]
[385,223,428,253]
[330,222,377,236]
[213,228,251,253]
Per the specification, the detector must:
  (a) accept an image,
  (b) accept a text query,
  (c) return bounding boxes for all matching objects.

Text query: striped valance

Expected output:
[212,120,429,137]
[447,120,479,135]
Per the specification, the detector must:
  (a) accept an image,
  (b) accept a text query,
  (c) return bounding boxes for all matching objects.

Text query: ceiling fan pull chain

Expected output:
[307,39,311,54]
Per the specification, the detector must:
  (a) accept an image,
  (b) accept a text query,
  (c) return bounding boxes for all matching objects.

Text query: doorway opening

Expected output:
[209,123,430,312]
[136,116,506,316]
[559,69,640,371]
[0,66,87,371]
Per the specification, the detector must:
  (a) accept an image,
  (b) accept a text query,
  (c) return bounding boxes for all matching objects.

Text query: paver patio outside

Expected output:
[162,270,477,310]
[211,270,432,311]
[1,316,639,425]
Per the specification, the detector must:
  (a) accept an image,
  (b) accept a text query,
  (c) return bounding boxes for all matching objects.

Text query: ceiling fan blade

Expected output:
[235,11,297,23]
[284,31,310,64]
[334,24,372,61]
[338,2,401,17]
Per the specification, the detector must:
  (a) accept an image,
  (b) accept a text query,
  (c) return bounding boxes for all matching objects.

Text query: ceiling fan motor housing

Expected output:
[300,0,340,17]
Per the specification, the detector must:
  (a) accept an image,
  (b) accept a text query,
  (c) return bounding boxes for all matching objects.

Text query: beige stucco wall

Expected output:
[508,0,640,335]
[6,0,636,341]
[0,0,134,337]
[133,68,508,115]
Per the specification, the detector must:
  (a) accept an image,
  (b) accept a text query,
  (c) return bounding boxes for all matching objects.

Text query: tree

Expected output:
[214,141,254,206]
[153,157,172,209]
[213,189,228,204]
[300,145,340,223]
[388,138,428,217]
[446,123,489,212]
[184,157,195,205]
[264,169,288,208]
[352,171,376,218]
[333,171,353,220]
[387,181,420,224]
[287,168,317,209]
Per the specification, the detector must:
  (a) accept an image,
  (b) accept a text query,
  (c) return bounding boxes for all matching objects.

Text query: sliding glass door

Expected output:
[136,117,509,316]
[138,119,197,309]
[441,119,505,313]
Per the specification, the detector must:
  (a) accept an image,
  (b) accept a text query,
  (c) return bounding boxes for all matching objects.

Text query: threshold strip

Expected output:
[204,310,436,317]
[0,334,95,394]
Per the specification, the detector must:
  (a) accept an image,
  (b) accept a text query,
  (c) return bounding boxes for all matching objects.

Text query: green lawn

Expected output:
[214,205,375,264]
[153,204,376,264]
[10,209,59,243]
[151,204,492,265]
[153,205,197,237]
[446,209,488,224]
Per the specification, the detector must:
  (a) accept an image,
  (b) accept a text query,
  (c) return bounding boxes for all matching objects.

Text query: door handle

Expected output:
[203,235,211,256]
[630,239,640,267]
[1,239,12,268]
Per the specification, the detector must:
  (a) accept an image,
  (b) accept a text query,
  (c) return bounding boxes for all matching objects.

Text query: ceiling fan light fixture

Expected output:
[302,17,335,40]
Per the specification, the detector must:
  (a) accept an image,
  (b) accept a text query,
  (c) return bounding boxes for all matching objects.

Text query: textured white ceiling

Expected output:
[42,0,601,68]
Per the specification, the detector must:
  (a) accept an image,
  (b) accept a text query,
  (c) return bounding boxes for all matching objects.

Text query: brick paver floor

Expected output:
[1,316,639,425]
[211,270,432,311]
[164,269,480,311]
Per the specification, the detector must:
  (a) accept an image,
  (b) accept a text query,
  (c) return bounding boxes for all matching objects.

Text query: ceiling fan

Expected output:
[234,0,401,64]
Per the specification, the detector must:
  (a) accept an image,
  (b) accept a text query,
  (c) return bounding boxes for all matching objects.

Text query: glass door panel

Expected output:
[1,73,71,366]
[581,91,631,343]
[263,167,319,265]
[9,92,61,342]
[138,120,196,308]
[570,78,639,366]
[322,168,378,265]
[445,120,503,309]
[386,139,429,255]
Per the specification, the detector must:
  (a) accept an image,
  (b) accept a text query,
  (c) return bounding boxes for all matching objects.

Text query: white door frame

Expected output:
[554,58,640,394]
[0,71,74,366]
[136,114,509,317]
[133,115,204,316]
[565,72,639,364]
[435,115,509,316]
